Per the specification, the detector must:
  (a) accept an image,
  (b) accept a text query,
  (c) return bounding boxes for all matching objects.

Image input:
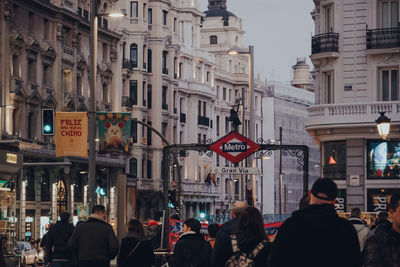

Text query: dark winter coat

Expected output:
[67,215,119,264]
[363,222,400,267]
[117,232,154,267]
[46,221,75,260]
[173,231,212,267]
[270,204,362,267]
[212,218,238,266]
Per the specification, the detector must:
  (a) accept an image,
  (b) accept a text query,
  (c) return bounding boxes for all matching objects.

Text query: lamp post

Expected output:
[376,112,391,140]
[89,1,124,211]
[228,45,255,205]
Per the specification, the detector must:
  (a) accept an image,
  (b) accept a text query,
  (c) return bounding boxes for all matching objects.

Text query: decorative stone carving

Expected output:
[56,22,63,41]
[378,54,400,65]
[110,41,118,62]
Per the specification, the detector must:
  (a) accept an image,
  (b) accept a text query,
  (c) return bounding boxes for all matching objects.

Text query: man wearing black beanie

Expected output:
[270,178,362,267]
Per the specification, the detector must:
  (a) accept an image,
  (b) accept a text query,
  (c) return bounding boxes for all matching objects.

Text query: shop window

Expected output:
[367,140,400,179]
[322,141,346,180]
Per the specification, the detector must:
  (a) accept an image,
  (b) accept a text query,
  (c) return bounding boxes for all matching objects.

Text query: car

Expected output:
[15,241,38,266]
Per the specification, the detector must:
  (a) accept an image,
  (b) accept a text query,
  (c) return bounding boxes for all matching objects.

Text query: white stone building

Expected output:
[308,0,400,212]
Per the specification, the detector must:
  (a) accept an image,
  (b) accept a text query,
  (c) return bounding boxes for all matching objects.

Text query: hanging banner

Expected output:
[55,112,88,157]
[97,112,131,154]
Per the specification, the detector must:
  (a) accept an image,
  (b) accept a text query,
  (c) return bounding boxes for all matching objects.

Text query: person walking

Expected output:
[270,178,361,267]
[145,220,161,249]
[118,219,154,267]
[212,201,246,266]
[348,208,370,252]
[368,211,391,236]
[46,212,75,267]
[207,223,220,248]
[68,205,119,267]
[173,218,212,267]
[224,207,271,267]
[363,193,400,267]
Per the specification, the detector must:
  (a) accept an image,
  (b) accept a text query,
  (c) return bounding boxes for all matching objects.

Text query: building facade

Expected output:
[0,0,125,241]
[308,0,400,213]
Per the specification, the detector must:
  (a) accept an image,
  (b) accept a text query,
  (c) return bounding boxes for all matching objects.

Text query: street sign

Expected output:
[212,167,260,175]
[210,132,261,163]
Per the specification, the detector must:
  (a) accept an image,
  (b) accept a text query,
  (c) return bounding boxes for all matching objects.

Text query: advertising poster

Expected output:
[367,189,400,212]
[97,112,131,154]
[169,219,184,250]
[55,112,88,157]
[367,140,400,179]
[335,189,346,212]
[77,204,89,221]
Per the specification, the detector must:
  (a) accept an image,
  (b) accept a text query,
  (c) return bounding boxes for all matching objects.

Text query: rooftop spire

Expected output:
[208,0,227,10]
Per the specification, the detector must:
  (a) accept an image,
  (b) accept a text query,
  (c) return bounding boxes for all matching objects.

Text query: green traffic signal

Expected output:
[42,109,54,136]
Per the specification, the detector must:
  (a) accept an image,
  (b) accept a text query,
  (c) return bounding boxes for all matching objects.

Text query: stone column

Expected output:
[34,169,42,240]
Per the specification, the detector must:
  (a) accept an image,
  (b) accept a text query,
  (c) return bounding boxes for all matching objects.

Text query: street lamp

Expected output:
[228,45,255,205]
[376,112,391,140]
[88,1,124,211]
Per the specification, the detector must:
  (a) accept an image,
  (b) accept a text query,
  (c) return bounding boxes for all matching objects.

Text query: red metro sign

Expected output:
[210,132,261,164]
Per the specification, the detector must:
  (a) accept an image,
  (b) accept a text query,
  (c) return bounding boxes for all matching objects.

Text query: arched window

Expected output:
[130,43,138,68]
[130,158,137,178]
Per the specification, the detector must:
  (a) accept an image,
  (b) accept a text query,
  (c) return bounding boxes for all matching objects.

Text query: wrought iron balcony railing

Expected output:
[198,116,209,127]
[311,32,339,54]
[366,27,400,49]
[122,59,137,70]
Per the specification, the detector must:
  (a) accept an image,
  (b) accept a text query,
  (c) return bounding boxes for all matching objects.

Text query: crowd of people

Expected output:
[9,177,399,267]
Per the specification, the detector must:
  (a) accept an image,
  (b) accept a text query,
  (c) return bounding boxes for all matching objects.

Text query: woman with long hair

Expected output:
[118,219,154,267]
[225,206,271,267]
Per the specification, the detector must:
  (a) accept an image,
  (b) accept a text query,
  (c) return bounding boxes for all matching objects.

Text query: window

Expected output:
[179,63,183,78]
[62,69,72,92]
[147,121,152,145]
[131,121,137,143]
[147,84,152,108]
[130,1,138,18]
[102,83,109,102]
[380,0,398,28]
[379,68,398,101]
[12,55,20,77]
[41,170,50,202]
[162,10,168,25]
[130,80,138,105]
[102,43,108,61]
[223,87,227,100]
[147,49,152,73]
[142,81,146,106]
[210,35,217,44]
[203,101,206,117]
[162,86,168,110]
[44,18,50,40]
[174,18,177,32]
[142,159,145,178]
[323,141,346,180]
[43,65,52,87]
[130,43,138,68]
[27,59,36,83]
[76,74,82,96]
[129,158,137,178]
[198,100,202,116]
[143,45,146,69]
[324,4,333,32]
[216,116,220,136]
[198,134,202,143]
[148,8,152,24]
[147,160,152,179]
[225,116,229,133]
[324,71,334,104]
[162,51,168,74]
[162,122,168,137]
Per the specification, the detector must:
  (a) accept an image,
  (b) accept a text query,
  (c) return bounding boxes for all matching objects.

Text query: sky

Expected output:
[198,0,315,83]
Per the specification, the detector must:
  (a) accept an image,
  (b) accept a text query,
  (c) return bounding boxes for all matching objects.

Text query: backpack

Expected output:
[225,234,267,267]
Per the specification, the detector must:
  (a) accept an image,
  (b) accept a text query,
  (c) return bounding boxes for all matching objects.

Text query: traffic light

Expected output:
[96,170,107,196]
[42,109,54,135]
[168,189,177,209]
[199,202,207,220]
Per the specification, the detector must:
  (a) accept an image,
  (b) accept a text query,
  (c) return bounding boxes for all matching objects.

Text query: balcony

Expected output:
[136,178,163,191]
[306,101,400,130]
[198,116,210,127]
[180,113,186,123]
[181,182,219,196]
[122,59,137,70]
[310,32,339,62]
[367,27,400,52]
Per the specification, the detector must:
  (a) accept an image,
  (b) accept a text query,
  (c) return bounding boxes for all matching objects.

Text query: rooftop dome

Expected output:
[204,0,236,17]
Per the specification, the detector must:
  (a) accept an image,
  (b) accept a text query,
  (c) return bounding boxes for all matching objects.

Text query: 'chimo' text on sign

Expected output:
[60,119,83,136]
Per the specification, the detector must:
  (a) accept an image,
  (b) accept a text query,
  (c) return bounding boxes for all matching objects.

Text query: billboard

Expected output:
[367,140,400,179]
[55,112,88,157]
[367,188,400,212]
[97,112,131,154]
